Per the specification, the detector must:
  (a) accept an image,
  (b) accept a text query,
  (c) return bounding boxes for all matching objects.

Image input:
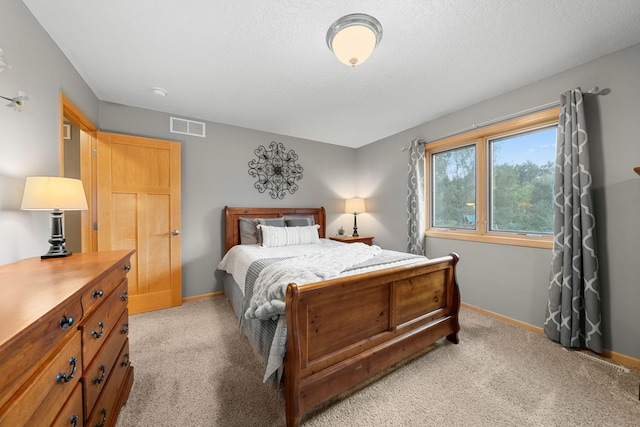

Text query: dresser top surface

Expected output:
[0,250,134,348]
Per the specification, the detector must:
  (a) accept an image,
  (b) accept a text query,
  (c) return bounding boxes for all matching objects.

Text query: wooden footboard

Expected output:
[284,253,460,427]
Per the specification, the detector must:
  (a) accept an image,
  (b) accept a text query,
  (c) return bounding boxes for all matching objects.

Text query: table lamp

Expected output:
[21,176,88,258]
[345,197,366,237]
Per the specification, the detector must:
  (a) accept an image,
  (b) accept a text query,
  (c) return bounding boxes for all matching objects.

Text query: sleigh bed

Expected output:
[220,206,461,426]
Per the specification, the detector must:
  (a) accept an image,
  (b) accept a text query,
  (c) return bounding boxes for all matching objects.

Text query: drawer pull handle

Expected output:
[120,290,129,302]
[93,364,106,384]
[93,289,104,299]
[69,414,78,427]
[56,357,77,383]
[91,321,105,339]
[96,408,107,427]
[120,322,129,334]
[59,315,74,330]
[121,352,130,367]
[123,264,131,272]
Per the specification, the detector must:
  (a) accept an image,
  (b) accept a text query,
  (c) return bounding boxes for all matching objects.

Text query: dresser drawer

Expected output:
[83,309,129,417]
[81,278,128,370]
[0,296,83,410]
[51,382,83,427]
[81,259,130,318]
[85,339,132,427]
[0,330,82,426]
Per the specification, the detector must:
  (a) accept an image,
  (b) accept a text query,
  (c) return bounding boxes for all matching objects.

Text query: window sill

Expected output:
[425,229,552,249]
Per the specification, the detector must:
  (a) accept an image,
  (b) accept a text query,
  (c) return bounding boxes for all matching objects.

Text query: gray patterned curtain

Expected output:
[544,89,602,353]
[407,139,426,255]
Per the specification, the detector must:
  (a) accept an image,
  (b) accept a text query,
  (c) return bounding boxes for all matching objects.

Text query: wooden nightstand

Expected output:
[329,235,374,246]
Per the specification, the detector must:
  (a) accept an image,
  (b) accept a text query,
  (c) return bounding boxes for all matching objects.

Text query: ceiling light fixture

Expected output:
[326,13,383,67]
[151,87,168,96]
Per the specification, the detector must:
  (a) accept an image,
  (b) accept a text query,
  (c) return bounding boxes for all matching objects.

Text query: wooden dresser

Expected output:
[0,250,135,427]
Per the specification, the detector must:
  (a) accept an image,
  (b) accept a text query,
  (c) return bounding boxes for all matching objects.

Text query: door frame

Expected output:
[60,95,183,313]
[59,92,98,252]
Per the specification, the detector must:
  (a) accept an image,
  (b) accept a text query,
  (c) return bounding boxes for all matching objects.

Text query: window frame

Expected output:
[425,107,560,249]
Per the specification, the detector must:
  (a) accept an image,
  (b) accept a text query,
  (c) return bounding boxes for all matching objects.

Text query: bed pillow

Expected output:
[283,215,315,227]
[239,217,286,245]
[256,217,286,227]
[258,224,320,247]
[239,217,260,245]
[255,218,285,245]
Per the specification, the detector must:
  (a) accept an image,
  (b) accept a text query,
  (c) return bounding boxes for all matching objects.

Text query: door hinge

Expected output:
[92,148,97,157]
[93,222,98,230]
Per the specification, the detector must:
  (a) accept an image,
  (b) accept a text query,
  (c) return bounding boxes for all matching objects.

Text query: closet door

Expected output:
[96,132,182,314]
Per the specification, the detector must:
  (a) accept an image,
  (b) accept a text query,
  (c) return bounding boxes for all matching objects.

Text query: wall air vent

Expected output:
[170,117,206,137]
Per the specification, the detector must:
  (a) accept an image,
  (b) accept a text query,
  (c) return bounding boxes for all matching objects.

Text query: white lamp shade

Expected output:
[21,176,88,211]
[332,25,377,66]
[345,197,366,214]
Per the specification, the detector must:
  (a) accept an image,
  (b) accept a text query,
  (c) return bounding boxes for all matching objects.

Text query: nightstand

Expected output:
[329,235,374,246]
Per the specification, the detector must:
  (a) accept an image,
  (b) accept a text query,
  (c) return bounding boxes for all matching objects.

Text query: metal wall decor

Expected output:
[248,141,303,199]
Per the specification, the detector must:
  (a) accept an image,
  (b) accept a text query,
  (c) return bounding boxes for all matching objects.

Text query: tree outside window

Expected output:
[426,108,560,249]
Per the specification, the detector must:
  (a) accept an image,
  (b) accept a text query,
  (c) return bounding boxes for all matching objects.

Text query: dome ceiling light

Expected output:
[326,13,383,67]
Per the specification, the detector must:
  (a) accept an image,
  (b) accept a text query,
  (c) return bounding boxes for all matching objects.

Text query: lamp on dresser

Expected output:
[345,197,366,237]
[21,176,88,258]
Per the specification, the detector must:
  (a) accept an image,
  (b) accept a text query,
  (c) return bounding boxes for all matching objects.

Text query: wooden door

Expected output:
[96,132,181,314]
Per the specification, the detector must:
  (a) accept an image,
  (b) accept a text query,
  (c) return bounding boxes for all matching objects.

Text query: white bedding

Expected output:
[217,238,428,295]
[218,238,345,295]
[245,241,382,320]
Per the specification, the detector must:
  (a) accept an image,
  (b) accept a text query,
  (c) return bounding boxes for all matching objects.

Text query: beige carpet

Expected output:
[116,298,640,427]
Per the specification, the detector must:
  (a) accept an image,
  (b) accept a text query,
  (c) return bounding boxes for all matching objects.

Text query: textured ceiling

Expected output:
[21,0,640,148]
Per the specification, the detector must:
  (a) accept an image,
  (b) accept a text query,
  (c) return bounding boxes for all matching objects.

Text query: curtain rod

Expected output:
[401,86,605,151]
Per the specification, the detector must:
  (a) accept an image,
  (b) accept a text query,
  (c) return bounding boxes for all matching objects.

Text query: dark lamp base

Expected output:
[352,213,359,237]
[41,250,72,259]
[41,210,71,259]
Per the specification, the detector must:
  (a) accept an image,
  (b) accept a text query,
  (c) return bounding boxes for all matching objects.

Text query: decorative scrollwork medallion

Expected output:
[248,142,303,199]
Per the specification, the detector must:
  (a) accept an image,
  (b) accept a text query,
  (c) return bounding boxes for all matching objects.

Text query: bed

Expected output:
[220,206,461,426]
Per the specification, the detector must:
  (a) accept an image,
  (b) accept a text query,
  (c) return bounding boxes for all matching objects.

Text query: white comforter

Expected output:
[244,242,382,320]
[217,238,347,295]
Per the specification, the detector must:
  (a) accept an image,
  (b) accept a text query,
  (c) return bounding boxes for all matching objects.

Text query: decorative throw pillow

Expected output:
[255,218,285,245]
[258,224,320,247]
[239,217,286,245]
[256,217,286,227]
[239,217,259,245]
[283,215,315,227]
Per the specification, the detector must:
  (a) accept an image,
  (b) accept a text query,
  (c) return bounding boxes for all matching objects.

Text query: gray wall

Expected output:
[98,102,358,298]
[356,44,640,359]
[0,0,98,265]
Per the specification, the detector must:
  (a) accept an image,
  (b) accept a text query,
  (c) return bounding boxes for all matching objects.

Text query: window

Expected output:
[425,107,560,248]
[432,144,476,230]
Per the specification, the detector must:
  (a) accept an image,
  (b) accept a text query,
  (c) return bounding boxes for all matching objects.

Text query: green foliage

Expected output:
[492,160,554,233]
[433,148,554,233]
[433,146,476,229]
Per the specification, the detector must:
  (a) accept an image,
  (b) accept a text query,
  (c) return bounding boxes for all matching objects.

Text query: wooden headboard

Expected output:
[224,206,326,253]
